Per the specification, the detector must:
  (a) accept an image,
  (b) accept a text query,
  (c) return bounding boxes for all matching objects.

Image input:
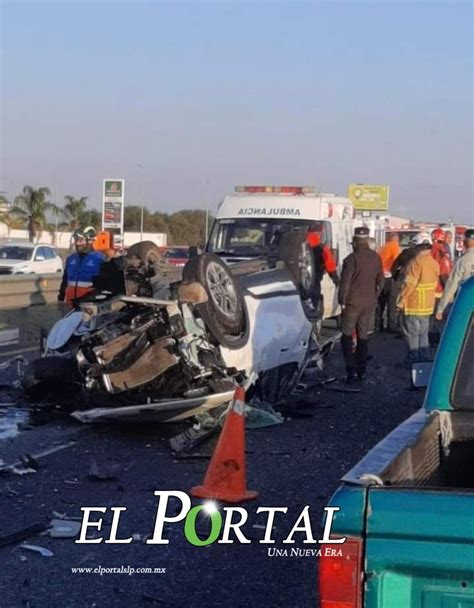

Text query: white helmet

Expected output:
[413,231,432,245]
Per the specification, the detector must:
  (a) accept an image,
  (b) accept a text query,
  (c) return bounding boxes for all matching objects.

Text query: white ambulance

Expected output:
[206,185,360,320]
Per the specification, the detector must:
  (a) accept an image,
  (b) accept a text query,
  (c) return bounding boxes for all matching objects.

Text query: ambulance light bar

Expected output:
[235,186,317,194]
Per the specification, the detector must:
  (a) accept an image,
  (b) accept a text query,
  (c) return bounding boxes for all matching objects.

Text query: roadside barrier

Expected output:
[0,274,63,356]
[190,386,259,503]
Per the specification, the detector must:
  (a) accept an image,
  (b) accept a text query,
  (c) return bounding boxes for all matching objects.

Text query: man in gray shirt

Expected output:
[436,228,474,320]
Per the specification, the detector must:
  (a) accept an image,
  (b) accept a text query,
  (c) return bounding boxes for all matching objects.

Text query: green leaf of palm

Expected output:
[64,195,89,229]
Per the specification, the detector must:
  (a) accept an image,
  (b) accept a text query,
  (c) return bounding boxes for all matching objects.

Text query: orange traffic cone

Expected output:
[190,386,259,503]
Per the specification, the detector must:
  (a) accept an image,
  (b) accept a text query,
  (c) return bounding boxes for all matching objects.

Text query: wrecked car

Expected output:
[22,231,322,423]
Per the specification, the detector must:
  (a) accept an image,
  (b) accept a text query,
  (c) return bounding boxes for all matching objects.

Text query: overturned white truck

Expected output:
[22,226,327,423]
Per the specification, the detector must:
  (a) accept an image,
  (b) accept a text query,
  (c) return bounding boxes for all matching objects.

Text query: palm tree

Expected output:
[0,194,10,210]
[11,186,59,242]
[63,195,88,230]
[80,209,101,230]
[0,197,24,237]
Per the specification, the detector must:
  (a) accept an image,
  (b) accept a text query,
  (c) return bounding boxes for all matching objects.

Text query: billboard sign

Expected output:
[102,179,125,231]
[348,184,389,211]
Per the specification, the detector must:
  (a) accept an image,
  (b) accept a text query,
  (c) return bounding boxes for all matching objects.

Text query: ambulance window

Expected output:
[229,224,265,248]
[322,222,332,246]
[208,218,317,256]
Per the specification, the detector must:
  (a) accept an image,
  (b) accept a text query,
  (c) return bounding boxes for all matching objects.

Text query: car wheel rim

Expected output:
[298,243,314,290]
[206,261,238,319]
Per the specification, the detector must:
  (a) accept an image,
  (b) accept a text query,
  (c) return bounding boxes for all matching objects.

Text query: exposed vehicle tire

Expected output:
[301,296,323,336]
[198,307,248,348]
[127,241,162,266]
[22,356,78,398]
[278,229,316,298]
[188,253,245,335]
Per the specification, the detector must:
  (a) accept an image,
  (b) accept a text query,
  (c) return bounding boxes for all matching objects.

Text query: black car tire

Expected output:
[127,241,162,266]
[278,229,316,298]
[188,253,245,335]
[300,296,323,336]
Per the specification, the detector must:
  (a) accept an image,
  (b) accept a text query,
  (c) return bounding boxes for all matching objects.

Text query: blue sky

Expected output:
[1,0,472,223]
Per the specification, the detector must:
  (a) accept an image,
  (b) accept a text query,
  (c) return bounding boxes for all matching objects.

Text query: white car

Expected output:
[0,242,63,275]
[23,236,320,424]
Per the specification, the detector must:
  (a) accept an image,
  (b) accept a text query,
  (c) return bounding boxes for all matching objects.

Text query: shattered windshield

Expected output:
[0,246,33,261]
[208,218,314,257]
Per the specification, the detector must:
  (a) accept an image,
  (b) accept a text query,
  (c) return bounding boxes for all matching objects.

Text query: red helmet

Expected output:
[431,228,446,243]
[307,231,321,247]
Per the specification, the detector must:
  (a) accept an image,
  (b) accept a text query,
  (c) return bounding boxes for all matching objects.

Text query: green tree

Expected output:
[11,186,60,242]
[124,205,212,247]
[0,194,10,210]
[0,197,24,236]
[80,208,102,230]
[124,205,148,231]
[63,195,88,230]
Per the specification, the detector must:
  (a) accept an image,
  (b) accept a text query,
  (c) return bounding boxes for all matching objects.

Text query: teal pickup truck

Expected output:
[320,276,474,608]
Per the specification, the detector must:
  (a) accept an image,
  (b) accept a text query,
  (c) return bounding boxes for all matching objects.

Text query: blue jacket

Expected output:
[59,250,105,301]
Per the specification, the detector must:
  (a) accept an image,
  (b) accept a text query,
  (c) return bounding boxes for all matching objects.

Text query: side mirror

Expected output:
[35,255,45,261]
[411,361,433,388]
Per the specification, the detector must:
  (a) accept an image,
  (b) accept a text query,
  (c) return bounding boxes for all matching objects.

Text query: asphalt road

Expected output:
[0,331,424,608]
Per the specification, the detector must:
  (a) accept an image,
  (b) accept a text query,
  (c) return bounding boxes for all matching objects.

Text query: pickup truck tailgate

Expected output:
[364,488,474,607]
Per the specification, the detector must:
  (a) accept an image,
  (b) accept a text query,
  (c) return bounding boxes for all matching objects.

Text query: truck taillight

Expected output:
[319,537,363,608]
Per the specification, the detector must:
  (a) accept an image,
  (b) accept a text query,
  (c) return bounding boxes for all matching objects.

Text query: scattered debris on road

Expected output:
[20,544,54,558]
[0,523,49,549]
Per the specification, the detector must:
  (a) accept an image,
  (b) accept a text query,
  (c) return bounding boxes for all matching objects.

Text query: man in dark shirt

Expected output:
[339,227,384,383]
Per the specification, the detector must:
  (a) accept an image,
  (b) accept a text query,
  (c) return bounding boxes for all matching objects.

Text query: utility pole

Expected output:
[138,163,144,240]
[54,184,59,245]
[204,177,210,245]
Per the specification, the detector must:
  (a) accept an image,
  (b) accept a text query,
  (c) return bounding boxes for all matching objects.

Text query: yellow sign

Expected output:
[348,184,389,211]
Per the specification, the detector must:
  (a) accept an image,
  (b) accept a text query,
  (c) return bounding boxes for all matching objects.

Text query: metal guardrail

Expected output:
[0,267,181,356]
[0,274,63,356]
[0,273,62,310]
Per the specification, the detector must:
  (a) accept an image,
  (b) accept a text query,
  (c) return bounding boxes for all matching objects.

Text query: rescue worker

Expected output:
[391,232,431,284]
[91,246,126,295]
[429,228,453,346]
[431,227,452,260]
[397,240,439,364]
[58,227,105,305]
[435,228,474,320]
[307,225,339,321]
[339,227,384,383]
[376,232,401,332]
[445,230,454,260]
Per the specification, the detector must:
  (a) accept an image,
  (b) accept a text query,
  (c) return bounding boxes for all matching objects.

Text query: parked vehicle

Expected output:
[384,227,421,249]
[207,185,384,321]
[163,247,190,267]
[0,242,63,275]
[320,276,474,607]
[22,234,318,422]
[384,223,457,251]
